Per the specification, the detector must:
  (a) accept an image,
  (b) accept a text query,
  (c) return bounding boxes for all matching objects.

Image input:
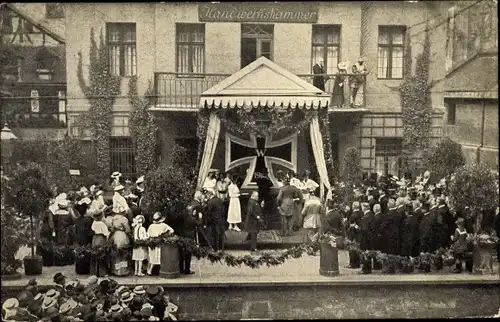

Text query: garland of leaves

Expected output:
[39,230,499,271]
[77,28,121,182]
[128,76,158,176]
[399,27,433,172]
[197,107,317,138]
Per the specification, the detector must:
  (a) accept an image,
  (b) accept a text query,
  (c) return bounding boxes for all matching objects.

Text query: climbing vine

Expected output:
[318,108,336,183]
[128,76,158,176]
[399,27,433,172]
[77,28,121,182]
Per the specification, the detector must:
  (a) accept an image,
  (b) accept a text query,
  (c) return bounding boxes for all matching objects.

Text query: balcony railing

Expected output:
[154,72,367,110]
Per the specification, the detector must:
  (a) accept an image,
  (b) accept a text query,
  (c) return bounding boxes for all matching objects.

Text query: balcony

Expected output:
[154,72,367,111]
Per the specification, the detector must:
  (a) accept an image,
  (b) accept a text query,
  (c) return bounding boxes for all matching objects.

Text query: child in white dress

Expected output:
[132,215,148,276]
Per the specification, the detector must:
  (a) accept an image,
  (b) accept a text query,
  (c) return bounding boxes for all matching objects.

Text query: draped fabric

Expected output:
[196,113,221,189]
[309,116,333,201]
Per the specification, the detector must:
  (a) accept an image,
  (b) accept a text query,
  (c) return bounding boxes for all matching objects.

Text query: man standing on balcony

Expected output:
[313,60,327,91]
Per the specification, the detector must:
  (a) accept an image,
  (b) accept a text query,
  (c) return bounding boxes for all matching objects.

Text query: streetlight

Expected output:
[1,123,18,164]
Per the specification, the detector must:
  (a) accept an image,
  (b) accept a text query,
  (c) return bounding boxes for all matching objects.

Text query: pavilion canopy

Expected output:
[199,56,331,109]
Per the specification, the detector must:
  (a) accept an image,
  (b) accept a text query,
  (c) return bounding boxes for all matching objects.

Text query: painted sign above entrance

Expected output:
[198,2,319,23]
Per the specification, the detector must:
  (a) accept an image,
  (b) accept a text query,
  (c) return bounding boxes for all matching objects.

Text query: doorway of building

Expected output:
[241,24,274,68]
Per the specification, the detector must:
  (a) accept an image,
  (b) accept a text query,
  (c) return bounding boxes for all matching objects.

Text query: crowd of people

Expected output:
[1,275,178,321]
[321,171,500,274]
[36,166,499,278]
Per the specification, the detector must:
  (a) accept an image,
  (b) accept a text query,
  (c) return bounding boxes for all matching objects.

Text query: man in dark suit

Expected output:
[372,203,383,270]
[323,201,344,236]
[178,192,204,275]
[412,200,424,225]
[346,201,363,269]
[419,202,433,253]
[276,177,302,237]
[205,190,225,251]
[437,197,454,248]
[400,203,420,258]
[313,60,327,91]
[379,199,401,255]
[244,191,264,252]
[378,188,388,214]
[359,202,375,274]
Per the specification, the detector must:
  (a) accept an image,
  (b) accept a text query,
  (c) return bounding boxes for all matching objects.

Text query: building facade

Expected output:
[1,3,67,141]
[441,0,498,169]
[65,2,453,181]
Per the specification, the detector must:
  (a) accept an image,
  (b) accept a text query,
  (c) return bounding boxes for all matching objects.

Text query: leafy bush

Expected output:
[425,138,465,180]
[1,173,30,275]
[4,162,51,258]
[141,165,194,222]
[340,147,363,187]
[448,163,499,231]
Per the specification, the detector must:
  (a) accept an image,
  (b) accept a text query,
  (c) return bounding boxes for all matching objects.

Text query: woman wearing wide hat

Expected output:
[73,196,94,275]
[146,212,174,275]
[90,211,110,277]
[110,171,122,190]
[109,185,132,276]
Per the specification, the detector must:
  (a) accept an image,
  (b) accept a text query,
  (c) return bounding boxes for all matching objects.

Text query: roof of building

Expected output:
[4,3,65,44]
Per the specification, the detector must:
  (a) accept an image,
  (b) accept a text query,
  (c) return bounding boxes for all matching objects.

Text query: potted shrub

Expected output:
[7,162,51,276]
[317,233,339,277]
[1,203,29,280]
[141,165,194,278]
[424,138,465,183]
[448,164,499,274]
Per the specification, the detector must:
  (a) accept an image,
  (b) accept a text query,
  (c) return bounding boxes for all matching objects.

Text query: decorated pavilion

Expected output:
[195,57,334,203]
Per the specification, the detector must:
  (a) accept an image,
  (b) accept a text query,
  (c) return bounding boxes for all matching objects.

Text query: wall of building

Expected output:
[360,2,447,113]
[2,283,500,319]
[62,2,456,177]
[444,99,499,169]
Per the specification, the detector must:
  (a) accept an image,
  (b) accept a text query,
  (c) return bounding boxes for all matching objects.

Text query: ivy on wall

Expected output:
[128,76,158,176]
[76,28,121,183]
[318,108,336,184]
[399,28,433,172]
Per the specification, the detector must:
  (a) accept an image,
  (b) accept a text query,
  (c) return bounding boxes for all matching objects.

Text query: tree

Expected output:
[10,136,100,189]
[5,162,51,259]
[128,76,158,176]
[340,147,363,187]
[140,166,194,223]
[448,163,499,232]
[77,28,121,182]
[425,138,465,180]
[1,172,30,275]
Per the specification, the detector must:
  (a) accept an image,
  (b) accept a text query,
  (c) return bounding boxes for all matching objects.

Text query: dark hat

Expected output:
[98,280,110,293]
[53,272,66,284]
[131,296,145,311]
[146,286,161,297]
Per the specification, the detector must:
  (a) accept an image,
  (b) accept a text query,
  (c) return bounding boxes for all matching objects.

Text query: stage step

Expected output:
[224,229,305,250]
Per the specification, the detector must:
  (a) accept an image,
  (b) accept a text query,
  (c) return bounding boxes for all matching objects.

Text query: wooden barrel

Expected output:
[319,241,339,277]
[160,245,181,279]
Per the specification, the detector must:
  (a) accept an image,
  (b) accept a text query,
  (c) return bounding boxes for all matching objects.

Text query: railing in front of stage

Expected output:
[153,72,367,110]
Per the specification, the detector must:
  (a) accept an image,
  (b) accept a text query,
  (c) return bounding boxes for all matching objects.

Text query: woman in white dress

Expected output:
[146,212,174,275]
[227,175,242,231]
[301,190,323,243]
